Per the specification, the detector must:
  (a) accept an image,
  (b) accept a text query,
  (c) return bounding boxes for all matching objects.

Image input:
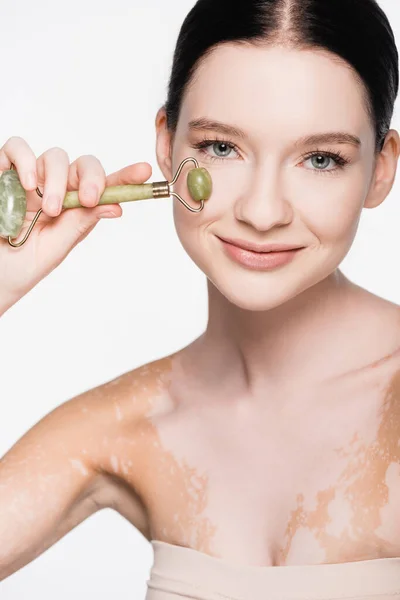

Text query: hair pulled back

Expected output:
[164,0,398,153]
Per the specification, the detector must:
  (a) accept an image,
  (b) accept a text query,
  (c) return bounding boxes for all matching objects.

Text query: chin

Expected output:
[207,273,313,311]
[204,258,344,312]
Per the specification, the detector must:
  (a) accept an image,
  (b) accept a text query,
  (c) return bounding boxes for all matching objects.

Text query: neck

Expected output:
[189,270,362,398]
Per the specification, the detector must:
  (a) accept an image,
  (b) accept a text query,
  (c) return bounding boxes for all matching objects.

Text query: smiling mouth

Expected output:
[216,235,305,253]
[216,236,305,271]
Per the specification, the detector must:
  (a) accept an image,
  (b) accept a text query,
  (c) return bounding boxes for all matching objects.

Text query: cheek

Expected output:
[173,199,210,271]
[298,170,367,244]
[173,162,242,217]
[172,165,238,273]
[172,163,239,238]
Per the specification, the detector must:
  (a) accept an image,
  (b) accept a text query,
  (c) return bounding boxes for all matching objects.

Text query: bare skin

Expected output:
[90,289,400,569]
[2,42,400,577]
[3,293,400,577]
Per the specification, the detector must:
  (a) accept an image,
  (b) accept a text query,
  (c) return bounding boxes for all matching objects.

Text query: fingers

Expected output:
[105,162,152,187]
[38,151,109,218]
[68,155,107,209]
[0,136,37,191]
[0,137,152,227]
[37,147,70,216]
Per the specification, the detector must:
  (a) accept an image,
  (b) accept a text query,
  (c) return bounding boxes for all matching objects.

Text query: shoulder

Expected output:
[337,292,400,401]
[71,351,182,517]
[341,287,400,375]
[71,351,180,428]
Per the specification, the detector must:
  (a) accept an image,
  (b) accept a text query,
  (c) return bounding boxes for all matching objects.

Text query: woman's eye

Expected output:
[301,152,349,174]
[191,141,349,174]
[305,154,334,170]
[208,142,237,159]
[191,139,239,161]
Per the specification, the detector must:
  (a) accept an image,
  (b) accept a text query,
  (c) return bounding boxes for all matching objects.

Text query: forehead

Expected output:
[179,44,371,145]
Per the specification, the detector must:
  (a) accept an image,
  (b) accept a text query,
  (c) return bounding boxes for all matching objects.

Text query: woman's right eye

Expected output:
[190,139,240,162]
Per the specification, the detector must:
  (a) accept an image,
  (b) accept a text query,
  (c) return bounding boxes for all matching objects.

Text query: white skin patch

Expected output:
[115,403,123,421]
[285,527,325,563]
[325,488,354,537]
[110,455,119,473]
[69,458,88,477]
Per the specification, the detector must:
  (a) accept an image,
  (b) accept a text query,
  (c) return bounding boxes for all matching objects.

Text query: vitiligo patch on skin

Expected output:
[97,348,400,568]
[115,403,123,421]
[279,367,400,565]
[69,458,89,477]
[3,345,400,572]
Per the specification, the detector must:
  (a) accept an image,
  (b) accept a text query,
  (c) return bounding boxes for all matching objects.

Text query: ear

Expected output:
[155,106,174,182]
[364,129,400,209]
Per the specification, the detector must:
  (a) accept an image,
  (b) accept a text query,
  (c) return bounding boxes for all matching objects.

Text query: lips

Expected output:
[218,238,303,270]
[217,236,304,253]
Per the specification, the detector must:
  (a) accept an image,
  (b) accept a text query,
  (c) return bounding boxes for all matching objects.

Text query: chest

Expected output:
[116,365,400,567]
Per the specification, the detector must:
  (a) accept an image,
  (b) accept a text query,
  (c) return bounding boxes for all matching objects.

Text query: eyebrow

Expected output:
[188,118,362,148]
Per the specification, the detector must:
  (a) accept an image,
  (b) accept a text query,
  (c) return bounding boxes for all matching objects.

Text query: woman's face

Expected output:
[157,44,392,311]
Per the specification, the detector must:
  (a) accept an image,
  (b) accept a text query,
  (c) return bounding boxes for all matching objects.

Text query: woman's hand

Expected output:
[0,137,152,312]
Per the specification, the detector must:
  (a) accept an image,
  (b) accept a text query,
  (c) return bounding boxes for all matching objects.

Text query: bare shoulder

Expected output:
[77,350,179,455]
[340,284,400,377]
[0,352,181,575]
[81,352,178,429]
[333,288,400,426]
[75,351,182,535]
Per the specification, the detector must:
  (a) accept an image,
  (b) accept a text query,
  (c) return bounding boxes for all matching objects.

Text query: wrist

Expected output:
[0,291,21,316]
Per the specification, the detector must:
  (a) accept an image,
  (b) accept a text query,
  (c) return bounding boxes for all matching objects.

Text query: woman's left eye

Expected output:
[301,150,350,175]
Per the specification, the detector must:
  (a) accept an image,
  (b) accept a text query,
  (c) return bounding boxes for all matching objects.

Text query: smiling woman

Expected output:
[154,26,399,314]
[135,0,400,593]
[2,0,400,599]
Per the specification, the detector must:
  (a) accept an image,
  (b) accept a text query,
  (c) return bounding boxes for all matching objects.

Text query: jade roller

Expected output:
[0,156,212,247]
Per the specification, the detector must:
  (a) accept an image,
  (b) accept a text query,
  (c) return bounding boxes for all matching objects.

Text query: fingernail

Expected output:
[26,172,36,188]
[81,183,98,205]
[45,195,60,214]
[99,211,117,218]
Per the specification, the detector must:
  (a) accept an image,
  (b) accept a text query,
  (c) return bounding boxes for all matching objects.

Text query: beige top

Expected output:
[146,540,400,600]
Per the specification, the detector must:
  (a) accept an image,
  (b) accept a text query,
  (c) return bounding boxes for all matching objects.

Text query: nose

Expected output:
[234,164,293,232]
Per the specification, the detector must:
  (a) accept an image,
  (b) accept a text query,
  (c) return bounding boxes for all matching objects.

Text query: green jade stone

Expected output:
[187,167,212,202]
[0,170,27,239]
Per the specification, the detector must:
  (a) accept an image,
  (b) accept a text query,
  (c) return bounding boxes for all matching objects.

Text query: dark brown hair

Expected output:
[164,0,398,153]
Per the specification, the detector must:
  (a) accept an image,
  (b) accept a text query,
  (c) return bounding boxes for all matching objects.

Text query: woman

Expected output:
[1,0,400,598]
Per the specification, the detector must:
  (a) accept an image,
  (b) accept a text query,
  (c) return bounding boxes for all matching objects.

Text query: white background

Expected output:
[0,0,400,597]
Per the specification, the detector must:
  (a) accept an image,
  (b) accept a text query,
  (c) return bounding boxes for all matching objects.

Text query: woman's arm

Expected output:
[0,381,133,581]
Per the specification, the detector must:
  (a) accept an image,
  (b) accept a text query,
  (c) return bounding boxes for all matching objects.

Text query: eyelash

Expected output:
[190,136,351,175]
